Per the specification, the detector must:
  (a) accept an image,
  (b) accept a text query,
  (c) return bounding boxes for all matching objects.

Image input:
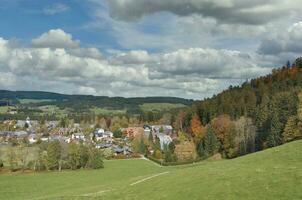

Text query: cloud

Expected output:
[32,29,80,49]
[107,0,300,25]
[43,3,70,15]
[258,22,302,55]
[0,30,276,99]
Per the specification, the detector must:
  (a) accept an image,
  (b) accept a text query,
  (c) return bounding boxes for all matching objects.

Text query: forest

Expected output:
[171,57,302,160]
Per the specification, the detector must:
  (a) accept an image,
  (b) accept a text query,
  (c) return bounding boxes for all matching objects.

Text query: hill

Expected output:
[172,57,302,159]
[0,90,193,120]
[0,140,301,200]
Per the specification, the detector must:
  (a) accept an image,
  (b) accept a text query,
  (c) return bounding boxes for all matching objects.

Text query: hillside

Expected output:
[0,140,301,200]
[0,90,193,120]
[173,59,302,160]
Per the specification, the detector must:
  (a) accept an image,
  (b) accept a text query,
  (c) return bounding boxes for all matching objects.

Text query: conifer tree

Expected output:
[204,125,220,156]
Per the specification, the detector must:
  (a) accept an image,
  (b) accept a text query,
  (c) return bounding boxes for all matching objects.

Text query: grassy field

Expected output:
[18,99,55,104]
[0,106,15,114]
[139,103,186,112]
[90,107,127,115]
[0,140,301,200]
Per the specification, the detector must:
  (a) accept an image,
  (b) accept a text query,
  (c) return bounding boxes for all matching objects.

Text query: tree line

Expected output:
[0,141,103,172]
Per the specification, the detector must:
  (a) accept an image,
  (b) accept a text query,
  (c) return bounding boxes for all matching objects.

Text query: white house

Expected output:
[93,129,113,141]
[72,133,85,141]
[28,134,37,144]
[157,133,173,150]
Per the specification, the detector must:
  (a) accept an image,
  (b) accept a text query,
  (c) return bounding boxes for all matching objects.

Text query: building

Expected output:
[151,125,173,135]
[156,133,173,150]
[28,134,38,144]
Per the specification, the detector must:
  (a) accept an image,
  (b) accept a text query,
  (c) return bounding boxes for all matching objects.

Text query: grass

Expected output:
[0,106,15,114]
[0,140,301,200]
[139,103,186,112]
[38,105,68,117]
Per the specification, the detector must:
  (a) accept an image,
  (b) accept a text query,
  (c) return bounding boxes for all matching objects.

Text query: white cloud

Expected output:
[0,29,278,99]
[43,3,70,15]
[32,29,80,49]
[258,22,302,55]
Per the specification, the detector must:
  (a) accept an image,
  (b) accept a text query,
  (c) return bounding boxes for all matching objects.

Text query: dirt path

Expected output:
[130,171,170,186]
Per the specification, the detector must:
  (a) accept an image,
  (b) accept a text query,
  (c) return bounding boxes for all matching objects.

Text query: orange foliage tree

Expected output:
[211,114,233,141]
[189,114,205,141]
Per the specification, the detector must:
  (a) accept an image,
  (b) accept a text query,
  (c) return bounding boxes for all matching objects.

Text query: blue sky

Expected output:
[0,0,301,99]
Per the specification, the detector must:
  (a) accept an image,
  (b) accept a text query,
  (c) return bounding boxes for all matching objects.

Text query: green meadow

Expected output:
[0,140,301,200]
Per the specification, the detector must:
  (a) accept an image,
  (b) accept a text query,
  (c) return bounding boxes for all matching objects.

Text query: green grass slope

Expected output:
[0,140,301,200]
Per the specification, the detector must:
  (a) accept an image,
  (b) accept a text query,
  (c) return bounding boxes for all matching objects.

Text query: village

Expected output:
[0,117,178,159]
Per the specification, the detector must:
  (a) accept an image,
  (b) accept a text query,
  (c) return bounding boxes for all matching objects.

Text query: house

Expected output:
[104,131,114,138]
[15,120,26,128]
[13,131,28,138]
[49,134,65,142]
[156,133,173,150]
[28,134,37,144]
[46,121,59,129]
[151,125,173,135]
[122,127,144,138]
[93,129,113,141]
[143,125,151,137]
[72,133,85,141]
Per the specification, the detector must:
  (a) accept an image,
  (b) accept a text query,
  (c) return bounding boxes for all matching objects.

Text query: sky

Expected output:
[0,0,302,100]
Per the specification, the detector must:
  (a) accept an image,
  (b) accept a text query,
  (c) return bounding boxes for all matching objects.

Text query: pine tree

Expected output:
[196,140,205,158]
[138,137,146,154]
[268,113,282,147]
[204,125,220,156]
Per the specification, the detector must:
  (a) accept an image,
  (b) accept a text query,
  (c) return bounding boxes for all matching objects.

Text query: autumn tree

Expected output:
[212,114,232,142]
[283,116,299,142]
[189,113,205,142]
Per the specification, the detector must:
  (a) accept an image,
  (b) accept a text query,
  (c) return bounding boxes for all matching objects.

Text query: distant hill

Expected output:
[0,90,193,105]
[0,90,193,119]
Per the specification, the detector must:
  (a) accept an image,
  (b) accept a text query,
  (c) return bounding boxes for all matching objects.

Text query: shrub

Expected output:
[153,150,162,159]
[88,149,104,169]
